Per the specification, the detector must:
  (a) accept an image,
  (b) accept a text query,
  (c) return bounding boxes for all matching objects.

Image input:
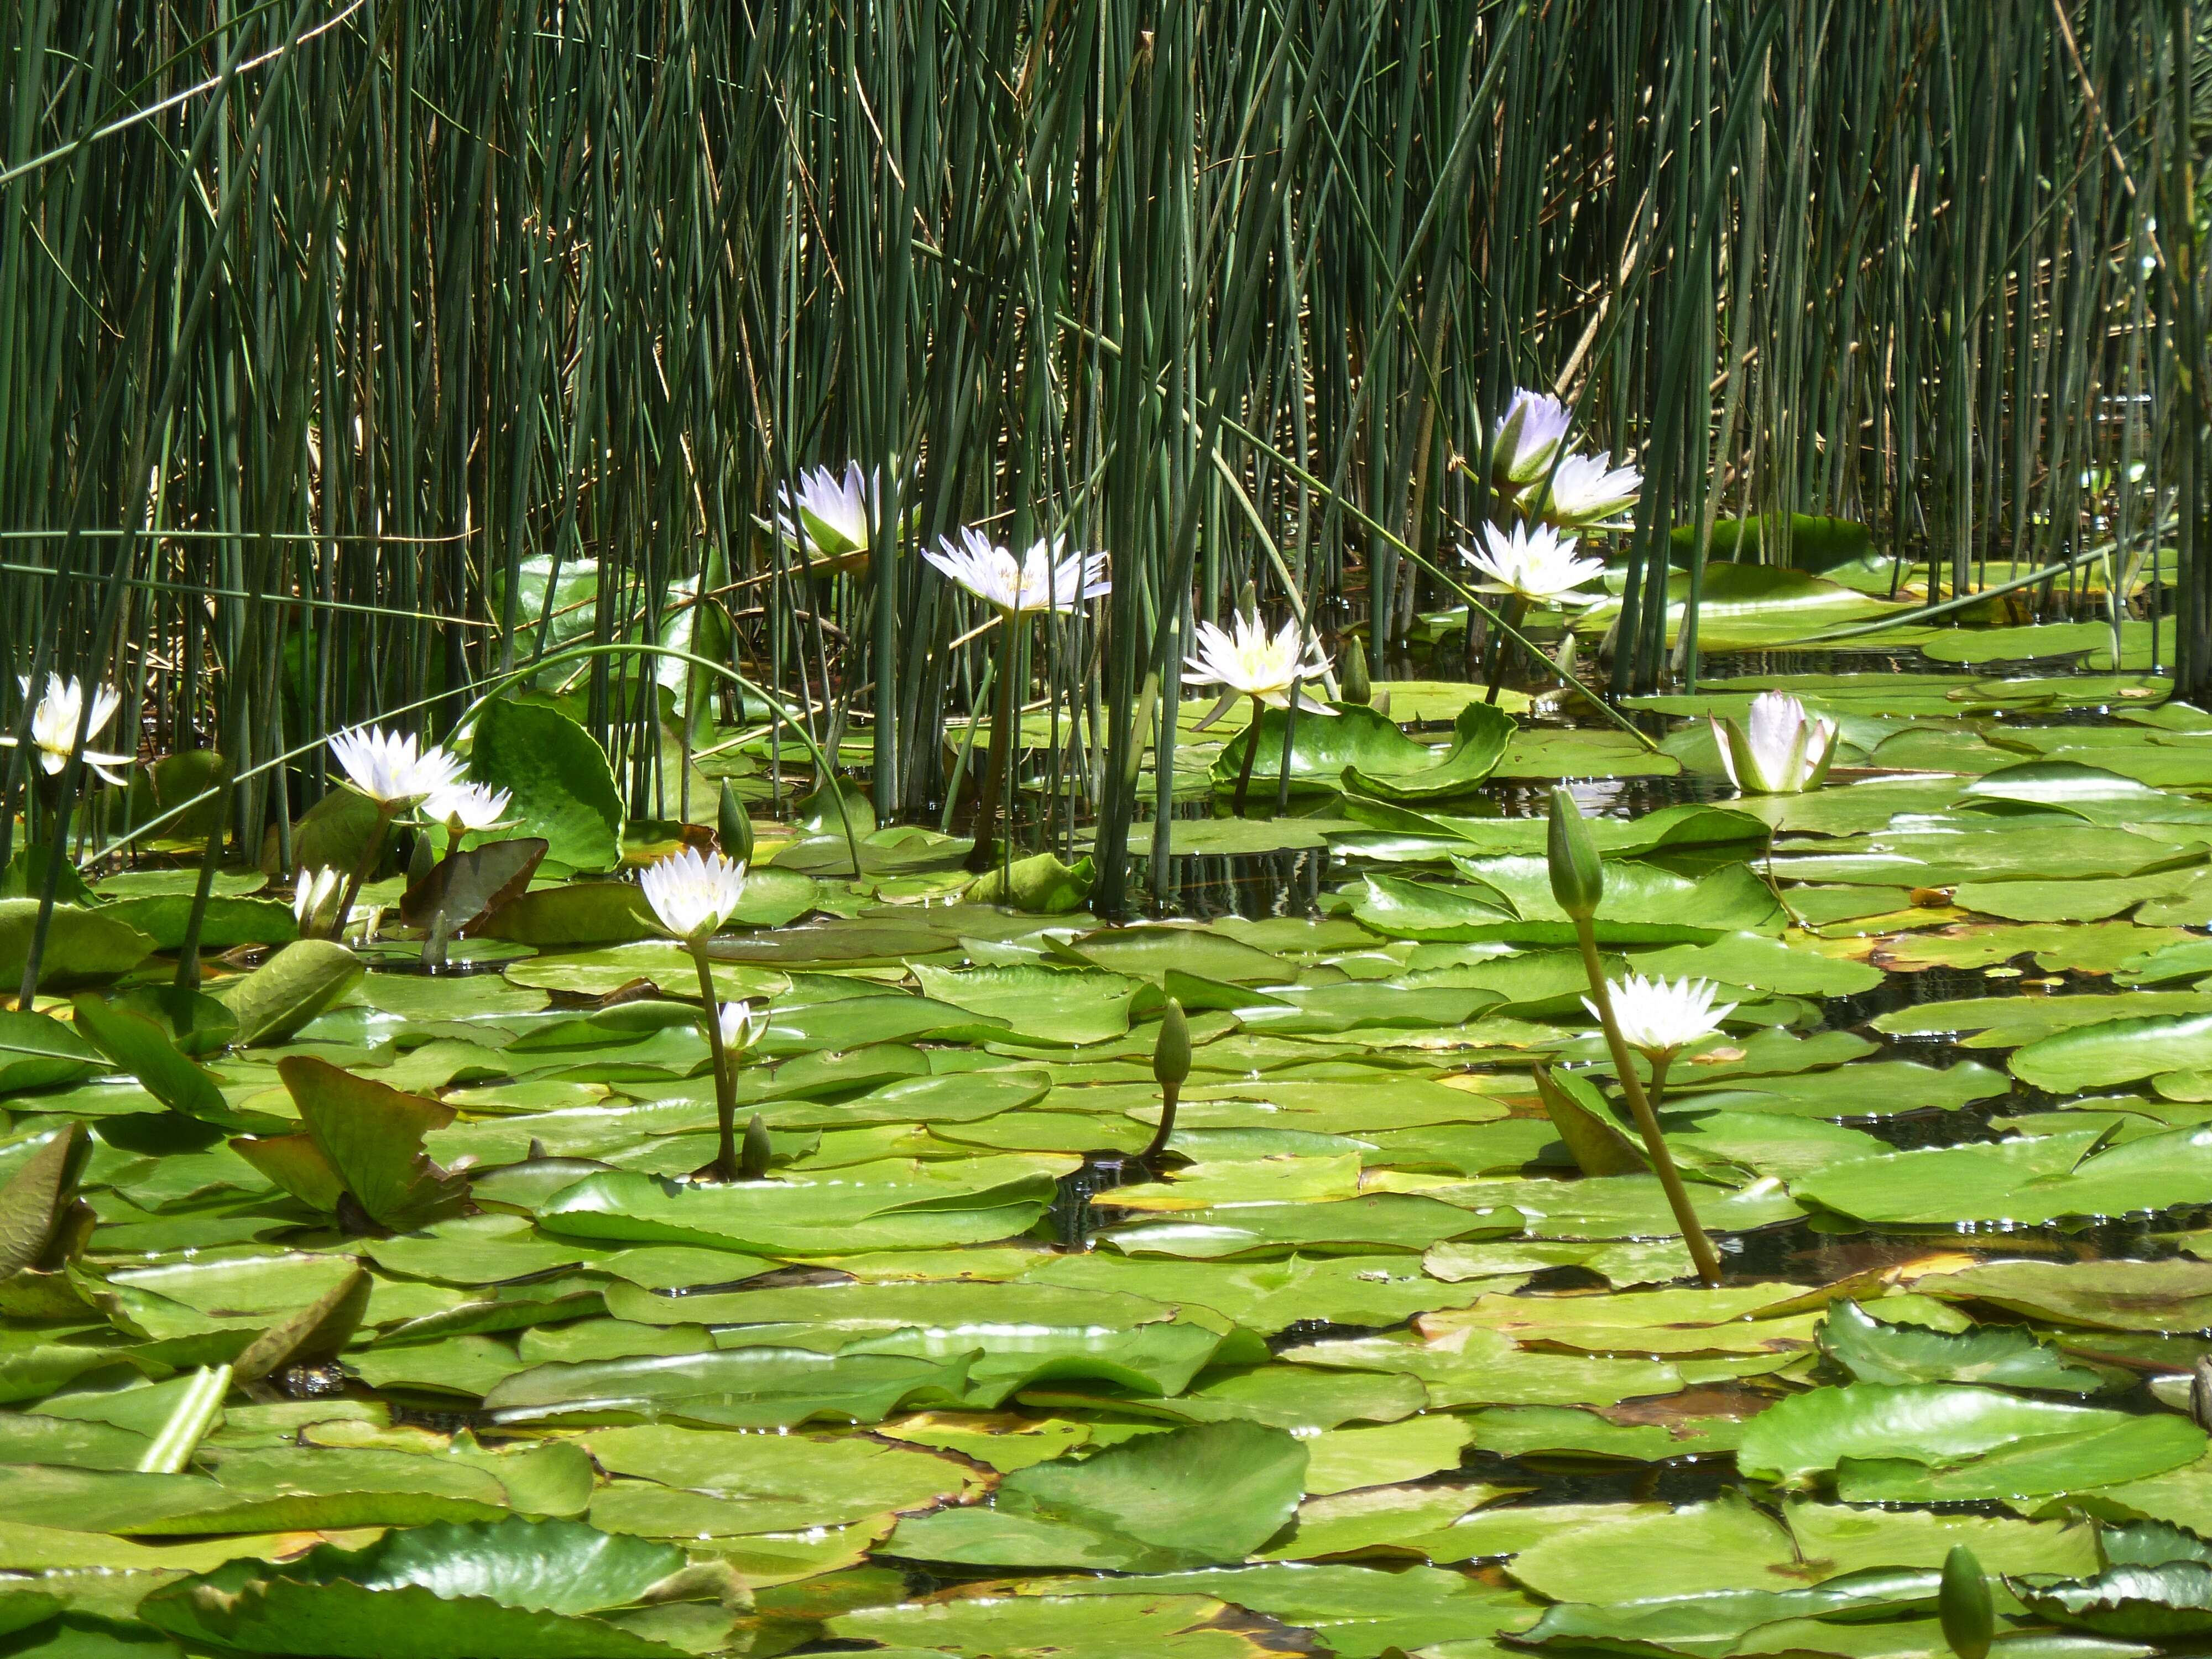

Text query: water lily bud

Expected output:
[1340,644,1371,706]
[1154,998,1191,1089]
[739,1112,772,1180]
[717,780,754,865]
[1546,787,1604,920]
[1939,1545,1992,1659]
[406,830,435,887]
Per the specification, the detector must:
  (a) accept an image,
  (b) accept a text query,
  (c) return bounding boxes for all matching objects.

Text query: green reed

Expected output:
[0,0,2200,923]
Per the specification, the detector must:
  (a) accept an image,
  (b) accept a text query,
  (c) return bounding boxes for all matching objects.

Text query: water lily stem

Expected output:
[1140,1075,1182,1164]
[1647,1052,1672,1112]
[1573,920,1722,1286]
[691,942,740,1181]
[1484,595,1530,705]
[966,612,1019,874]
[331,804,398,942]
[1232,696,1264,816]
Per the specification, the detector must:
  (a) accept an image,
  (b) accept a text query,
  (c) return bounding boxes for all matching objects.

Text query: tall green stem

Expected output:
[1573,919,1722,1285]
[966,612,1019,874]
[691,942,739,1181]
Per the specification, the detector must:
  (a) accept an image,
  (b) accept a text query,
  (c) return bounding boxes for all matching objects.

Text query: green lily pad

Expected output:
[886,1421,1305,1571]
[0,900,154,988]
[215,940,366,1046]
[1817,1300,2107,1391]
[535,1159,1065,1254]
[907,964,1139,1045]
[98,894,298,951]
[1350,862,1785,946]
[470,700,624,873]
[1795,1126,2212,1227]
[139,1516,713,1658]
[828,1589,1292,1659]
[484,1344,975,1428]
[1911,1259,2212,1332]
[1736,1383,2205,1499]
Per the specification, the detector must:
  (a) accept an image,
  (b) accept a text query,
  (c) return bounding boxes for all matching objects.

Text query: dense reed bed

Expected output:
[0,0,2200,915]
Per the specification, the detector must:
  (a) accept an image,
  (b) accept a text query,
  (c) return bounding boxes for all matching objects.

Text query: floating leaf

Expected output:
[887,1421,1305,1570]
[233,1056,467,1231]
[2017,1562,2212,1641]
[1211,703,1448,797]
[139,1516,713,1658]
[1736,1383,2205,1499]
[1818,1300,2106,1392]
[71,995,254,1129]
[964,852,1096,913]
[0,899,154,988]
[484,1345,975,1429]
[0,1009,101,1095]
[482,882,659,946]
[471,700,624,872]
[1796,1125,2212,1227]
[215,940,365,1046]
[99,893,299,951]
[0,1125,84,1280]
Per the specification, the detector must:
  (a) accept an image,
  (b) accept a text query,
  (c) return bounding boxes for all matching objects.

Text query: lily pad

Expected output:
[886,1421,1306,1570]
[469,700,624,872]
[139,1516,714,1657]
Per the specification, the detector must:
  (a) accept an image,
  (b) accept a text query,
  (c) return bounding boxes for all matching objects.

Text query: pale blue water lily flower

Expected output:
[1712,690,1838,795]
[1491,387,1574,491]
[1462,521,1607,606]
[1533,452,1642,531]
[1183,612,1335,731]
[924,529,1110,615]
[777,462,878,561]
[717,1000,770,1052]
[639,846,749,942]
[424,781,513,836]
[1588,973,1736,1060]
[327,725,464,807]
[6,674,135,784]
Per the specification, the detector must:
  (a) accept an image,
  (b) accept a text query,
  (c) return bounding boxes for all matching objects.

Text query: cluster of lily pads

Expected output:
[10,605,2212,1659]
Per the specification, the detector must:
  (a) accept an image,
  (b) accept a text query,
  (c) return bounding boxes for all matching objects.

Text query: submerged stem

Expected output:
[1573,920,1722,1285]
[691,942,739,1181]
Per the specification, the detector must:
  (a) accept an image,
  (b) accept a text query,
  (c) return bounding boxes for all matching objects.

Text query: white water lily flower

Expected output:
[1491,388,1574,489]
[776,462,877,560]
[1712,691,1839,796]
[640,846,749,942]
[292,866,342,928]
[924,528,1110,614]
[1461,522,1608,606]
[1534,452,1642,530]
[717,1000,770,1053]
[5,675,134,783]
[1182,613,1335,722]
[424,781,514,834]
[1590,974,1737,1057]
[328,726,464,807]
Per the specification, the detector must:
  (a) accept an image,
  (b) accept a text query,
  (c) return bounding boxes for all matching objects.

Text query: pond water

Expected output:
[9,637,2212,1659]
